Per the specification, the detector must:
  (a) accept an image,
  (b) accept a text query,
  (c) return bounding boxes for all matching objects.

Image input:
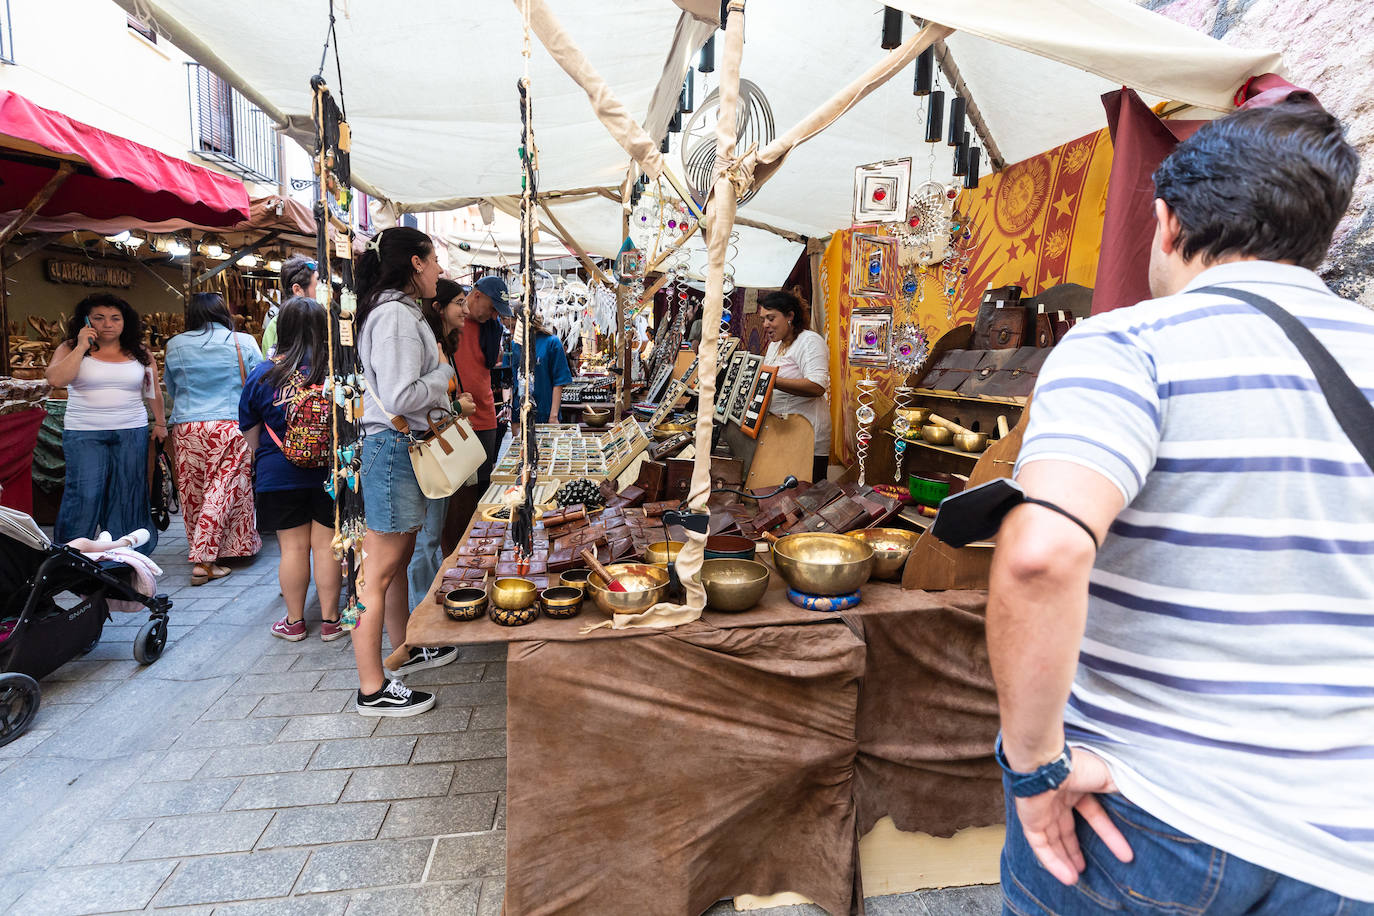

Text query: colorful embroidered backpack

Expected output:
[266,373,332,468]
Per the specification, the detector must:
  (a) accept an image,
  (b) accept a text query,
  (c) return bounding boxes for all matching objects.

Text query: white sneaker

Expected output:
[390,646,459,677]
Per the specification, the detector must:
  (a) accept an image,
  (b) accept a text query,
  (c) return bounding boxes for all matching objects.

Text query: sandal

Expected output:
[190,564,232,586]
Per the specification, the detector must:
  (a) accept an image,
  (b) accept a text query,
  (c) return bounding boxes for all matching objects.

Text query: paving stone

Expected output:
[309,735,416,770]
[106,777,241,818]
[315,669,364,690]
[456,644,505,662]
[494,793,505,830]
[477,878,505,916]
[54,820,151,867]
[229,672,325,695]
[344,881,481,915]
[413,730,506,765]
[915,884,1002,916]
[249,654,300,674]
[341,763,454,803]
[9,860,176,916]
[199,741,318,778]
[33,678,119,705]
[0,872,40,914]
[379,793,498,839]
[285,648,361,671]
[254,690,354,717]
[146,747,216,781]
[481,662,507,682]
[125,809,273,859]
[79,641,138,660]
[275,712,379,742]
[223,770,350,810]
[436,681,506,707]
[294,839,432,893]
[23,701,88,730]
[861,893,932,916]
[38,675,234,760]
[470,705,505,730]
[448,757,507,795]
[398,662,487,687]
[155,849,310,907]
[177,717,288,749]
[213,896,350,916]
[201,693,265,720]
[428,830,506,881]
[258,802,388,848]
[139,625,268,682]
[371,706,472,737]
[42,659,140,681]
[0,730,51,758]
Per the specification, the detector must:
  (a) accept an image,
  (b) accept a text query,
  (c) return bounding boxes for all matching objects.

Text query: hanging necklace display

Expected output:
[310,15,366,629]
[891,385,914,483]
[855,377,878,487]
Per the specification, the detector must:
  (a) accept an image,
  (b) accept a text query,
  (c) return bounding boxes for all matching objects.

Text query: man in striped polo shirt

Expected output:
[989,100,1372,912]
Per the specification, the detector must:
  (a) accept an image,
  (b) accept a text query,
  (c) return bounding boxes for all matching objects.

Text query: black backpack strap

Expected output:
[1192,284,1374,472]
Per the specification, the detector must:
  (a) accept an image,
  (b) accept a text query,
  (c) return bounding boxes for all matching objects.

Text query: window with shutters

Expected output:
[126,14,156,44]
[186,63,279,183]
[1,0,14,64]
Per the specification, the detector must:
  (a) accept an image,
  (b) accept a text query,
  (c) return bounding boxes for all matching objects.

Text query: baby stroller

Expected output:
[0,506,172,748]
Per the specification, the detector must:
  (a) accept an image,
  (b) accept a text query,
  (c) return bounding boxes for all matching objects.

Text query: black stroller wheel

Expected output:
[0,673,40,747]
[133,618,167,665]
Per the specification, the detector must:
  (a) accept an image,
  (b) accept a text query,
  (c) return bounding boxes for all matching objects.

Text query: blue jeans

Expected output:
[406,495,449,607]
[56,426,158,556]
[1001,777,1374,915]
[360,428,427,534]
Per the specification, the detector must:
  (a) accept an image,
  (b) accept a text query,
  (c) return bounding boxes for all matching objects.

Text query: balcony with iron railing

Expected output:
[186,62,278,184]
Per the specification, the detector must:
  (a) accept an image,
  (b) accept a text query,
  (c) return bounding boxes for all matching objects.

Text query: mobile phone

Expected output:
[84,315,99,352]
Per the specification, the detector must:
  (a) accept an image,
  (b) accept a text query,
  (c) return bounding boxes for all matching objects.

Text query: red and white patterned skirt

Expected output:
[172,420,262,563]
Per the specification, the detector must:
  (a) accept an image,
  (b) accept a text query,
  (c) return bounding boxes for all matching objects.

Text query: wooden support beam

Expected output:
[639,270,674,306]
[647,220,700,274]
[0,163,73,248]
[538,203,612,289]
[194,231,280,287]
[3,233,59,269]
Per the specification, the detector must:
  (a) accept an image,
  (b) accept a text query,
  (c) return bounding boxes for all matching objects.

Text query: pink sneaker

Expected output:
[319,619,347,642]
[270,617,306,641]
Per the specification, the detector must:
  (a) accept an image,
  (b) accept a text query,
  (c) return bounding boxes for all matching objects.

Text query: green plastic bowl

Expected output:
[908,474,952,507]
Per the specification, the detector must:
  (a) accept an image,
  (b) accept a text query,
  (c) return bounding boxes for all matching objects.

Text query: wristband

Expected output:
[995,734,1073,797]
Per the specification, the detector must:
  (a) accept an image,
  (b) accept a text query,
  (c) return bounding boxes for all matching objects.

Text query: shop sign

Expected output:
[44,259,135,289]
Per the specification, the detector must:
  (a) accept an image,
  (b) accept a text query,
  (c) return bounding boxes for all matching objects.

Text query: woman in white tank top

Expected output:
[45,294,168,555]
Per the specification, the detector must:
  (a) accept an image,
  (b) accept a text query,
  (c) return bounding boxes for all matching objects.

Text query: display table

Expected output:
[398,556,1003,916]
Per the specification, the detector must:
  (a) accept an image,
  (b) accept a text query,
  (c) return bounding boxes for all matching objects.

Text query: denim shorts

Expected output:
[361,428,427,534]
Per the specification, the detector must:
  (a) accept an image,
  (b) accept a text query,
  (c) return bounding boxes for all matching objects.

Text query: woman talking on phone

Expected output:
[45,293,167,554]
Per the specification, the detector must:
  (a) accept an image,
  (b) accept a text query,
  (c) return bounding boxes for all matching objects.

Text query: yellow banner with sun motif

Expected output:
[823,128,1113,466]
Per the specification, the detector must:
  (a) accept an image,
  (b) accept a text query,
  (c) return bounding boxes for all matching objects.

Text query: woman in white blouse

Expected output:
[759,290,831,482]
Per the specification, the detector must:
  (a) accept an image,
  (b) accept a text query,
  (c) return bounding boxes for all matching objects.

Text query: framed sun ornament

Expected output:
[849,233,896,298]
[848,307,893,368]
[853,157,912,224]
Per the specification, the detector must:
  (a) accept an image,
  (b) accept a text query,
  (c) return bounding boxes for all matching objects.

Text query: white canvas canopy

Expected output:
[119,0,1278,287]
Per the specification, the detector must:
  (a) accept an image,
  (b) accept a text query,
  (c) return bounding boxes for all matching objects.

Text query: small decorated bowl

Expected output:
[442,587,487,622]
[540,585,584,619]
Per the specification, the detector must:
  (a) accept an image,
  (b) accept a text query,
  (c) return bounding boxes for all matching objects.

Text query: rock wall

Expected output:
[1141,0,1374,304]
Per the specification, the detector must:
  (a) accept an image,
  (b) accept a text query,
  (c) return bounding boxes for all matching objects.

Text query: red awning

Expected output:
[0,90,251,227]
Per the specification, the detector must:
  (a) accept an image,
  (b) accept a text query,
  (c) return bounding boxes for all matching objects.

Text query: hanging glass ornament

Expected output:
[891,385,914,483]
[855,377,879,488]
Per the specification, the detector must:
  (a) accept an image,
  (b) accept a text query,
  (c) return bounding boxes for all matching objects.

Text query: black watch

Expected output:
[995,734,1073,798]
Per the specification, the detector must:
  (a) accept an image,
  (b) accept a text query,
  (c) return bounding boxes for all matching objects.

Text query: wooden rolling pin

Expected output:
[997,415,1010,439]
[927,413,975,436]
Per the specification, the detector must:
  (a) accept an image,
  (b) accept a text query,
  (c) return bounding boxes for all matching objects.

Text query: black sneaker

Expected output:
[390,645,458,678]
[355,679,436,717]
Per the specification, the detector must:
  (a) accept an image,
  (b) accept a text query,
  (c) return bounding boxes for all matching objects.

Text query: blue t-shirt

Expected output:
[512,333,573,423]
[238,359,328,493]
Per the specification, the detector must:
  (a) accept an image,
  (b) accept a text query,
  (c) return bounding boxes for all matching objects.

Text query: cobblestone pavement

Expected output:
[0,517,999,916]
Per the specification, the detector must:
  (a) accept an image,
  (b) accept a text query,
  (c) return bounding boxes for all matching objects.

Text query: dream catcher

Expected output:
[310,47,366,627]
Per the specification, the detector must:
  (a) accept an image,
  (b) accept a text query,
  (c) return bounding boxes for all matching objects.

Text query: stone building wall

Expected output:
[1142,0,1374,305]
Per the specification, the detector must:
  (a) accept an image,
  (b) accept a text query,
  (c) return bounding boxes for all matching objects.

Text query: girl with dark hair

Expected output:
[409,278,477,605]
[352,226,457,716]
[238,297,342,642]
[757,289,831,482]
[164,292,264,584]
[45,293,166,555]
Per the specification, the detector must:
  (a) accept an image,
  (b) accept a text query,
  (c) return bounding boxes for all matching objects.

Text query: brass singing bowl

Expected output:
[700,558,771,612]
[540,585,584,619]
[644,540,684,566]
[443,587,488,622]
[955,431,989,452]
[921,424,954,446]
[559,568,593,589]
[848,528,919,580]
[582,407,611,428]
[586,563,670,616]
[771,533,875,596]
[895,407,931,427]
[491,577,538,611]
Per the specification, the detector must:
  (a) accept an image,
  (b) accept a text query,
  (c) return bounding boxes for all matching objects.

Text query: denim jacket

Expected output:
[165,326,264,424]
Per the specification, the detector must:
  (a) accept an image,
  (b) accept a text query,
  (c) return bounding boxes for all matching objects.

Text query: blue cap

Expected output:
[473,276,513,317]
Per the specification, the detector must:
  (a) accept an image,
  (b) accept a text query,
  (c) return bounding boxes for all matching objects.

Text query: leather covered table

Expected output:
[399,548,1002,916]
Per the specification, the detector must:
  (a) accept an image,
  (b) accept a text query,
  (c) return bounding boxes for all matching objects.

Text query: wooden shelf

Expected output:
[910,387,1027,406]
[882,429,987,460]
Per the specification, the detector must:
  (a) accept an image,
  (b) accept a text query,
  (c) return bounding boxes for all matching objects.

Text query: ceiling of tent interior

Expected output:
[123,0,1279,287]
